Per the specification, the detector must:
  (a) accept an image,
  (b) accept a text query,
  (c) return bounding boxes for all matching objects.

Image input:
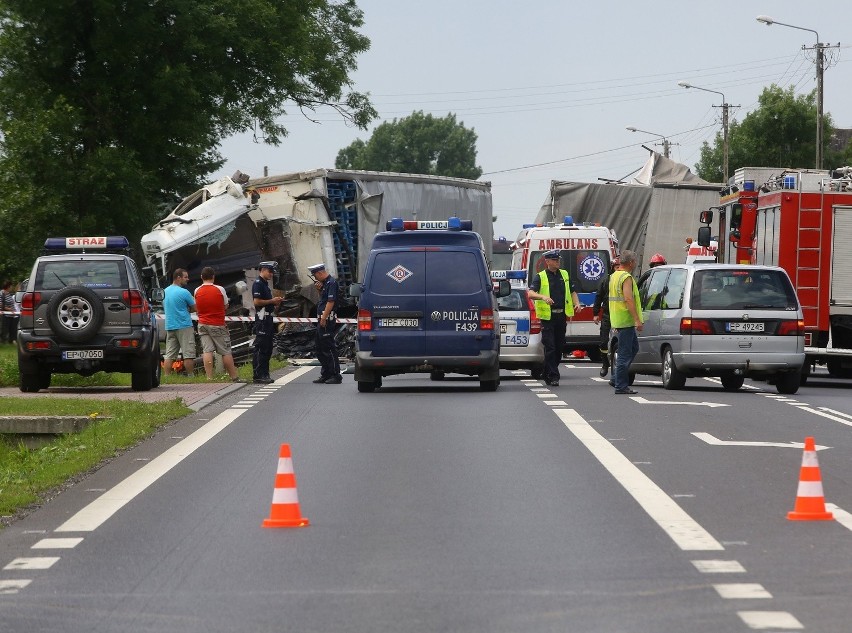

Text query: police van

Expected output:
[350,217,511,392]
[512,217,619,360]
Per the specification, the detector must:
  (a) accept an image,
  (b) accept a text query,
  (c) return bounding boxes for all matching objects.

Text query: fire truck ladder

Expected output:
[797,192,823,332]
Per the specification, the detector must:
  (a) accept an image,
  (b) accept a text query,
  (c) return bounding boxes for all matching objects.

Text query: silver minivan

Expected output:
[631,264,805,394]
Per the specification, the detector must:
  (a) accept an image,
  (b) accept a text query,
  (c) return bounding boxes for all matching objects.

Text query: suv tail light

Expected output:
[123,289,145,314]
[777,319,805,336]
[21,292,41,316]
[680,318,713,335]
[358,309,372,331]
[528,297,541,334]
[480,308,495,330]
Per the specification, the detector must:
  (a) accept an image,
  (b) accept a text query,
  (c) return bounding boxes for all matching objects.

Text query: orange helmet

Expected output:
[649,253,667,267]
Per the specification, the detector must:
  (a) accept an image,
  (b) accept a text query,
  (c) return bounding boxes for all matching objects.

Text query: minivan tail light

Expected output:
[528,297,541,334]
[777,319,805,336]
[681,318,713,335]
[480,309,495,330]
[21,292,41,316]
[358,309,372,331]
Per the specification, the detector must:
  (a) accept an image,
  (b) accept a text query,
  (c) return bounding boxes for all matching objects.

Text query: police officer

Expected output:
[309,263,342,384]
[528,250,581,387]
[252,262,282,384]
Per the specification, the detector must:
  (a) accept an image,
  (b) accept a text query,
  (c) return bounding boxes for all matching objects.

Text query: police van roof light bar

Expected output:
[385,217,473,232]
[563,216,574,226]
[44,236,130,251]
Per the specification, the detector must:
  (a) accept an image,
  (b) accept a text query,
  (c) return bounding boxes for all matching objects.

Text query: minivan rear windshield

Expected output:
[691,269,798,310]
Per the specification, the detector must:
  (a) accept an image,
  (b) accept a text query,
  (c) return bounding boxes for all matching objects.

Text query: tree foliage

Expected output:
[695,85,838,182]
[335,111,483,179]
[0,0,375,281]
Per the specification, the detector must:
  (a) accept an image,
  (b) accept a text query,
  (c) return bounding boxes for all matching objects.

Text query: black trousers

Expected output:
[541,313,567,382]
[252,332,274,380]
[316,321,340,379]
[598,312,611,355]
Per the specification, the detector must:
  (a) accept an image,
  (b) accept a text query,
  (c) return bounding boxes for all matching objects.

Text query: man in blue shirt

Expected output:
[163,268,197,375]
[252,261,282,384]
[309,262,342,384]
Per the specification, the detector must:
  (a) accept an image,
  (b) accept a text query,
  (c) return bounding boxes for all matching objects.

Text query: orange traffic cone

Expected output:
[262,444,310,528]
[787,436,833,521]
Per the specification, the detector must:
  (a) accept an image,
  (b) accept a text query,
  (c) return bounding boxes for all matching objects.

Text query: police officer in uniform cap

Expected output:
[252,261,282,384]
[309,263,343,384]
[528,249,582,386]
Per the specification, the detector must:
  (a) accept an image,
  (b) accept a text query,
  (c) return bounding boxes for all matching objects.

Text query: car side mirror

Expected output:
[150,288,165,303]
[349,283,362,298]
[494,279,511,298]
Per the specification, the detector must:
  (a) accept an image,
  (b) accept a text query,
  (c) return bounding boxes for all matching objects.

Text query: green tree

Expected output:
[695,85,835,182]
[335,111,483,179]
[0,0,375,282]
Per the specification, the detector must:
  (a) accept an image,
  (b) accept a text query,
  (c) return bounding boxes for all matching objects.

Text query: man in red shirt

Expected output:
[194,266,241,381]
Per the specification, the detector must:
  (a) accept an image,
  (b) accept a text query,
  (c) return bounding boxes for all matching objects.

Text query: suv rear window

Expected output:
[36,261,127,290]
[691,269,798,310]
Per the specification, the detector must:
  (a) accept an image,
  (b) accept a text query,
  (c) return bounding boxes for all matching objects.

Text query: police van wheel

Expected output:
[357,380,376,393]
[430,371,445,381]
[479,378,499,392]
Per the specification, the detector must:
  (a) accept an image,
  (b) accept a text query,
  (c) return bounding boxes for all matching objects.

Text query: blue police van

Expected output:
[350,217,510,392]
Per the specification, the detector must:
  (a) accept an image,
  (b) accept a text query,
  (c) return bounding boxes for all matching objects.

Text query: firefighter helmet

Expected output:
[649,253,667,268]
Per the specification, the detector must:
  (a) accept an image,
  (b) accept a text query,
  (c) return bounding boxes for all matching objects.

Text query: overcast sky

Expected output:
[218,0,850,240]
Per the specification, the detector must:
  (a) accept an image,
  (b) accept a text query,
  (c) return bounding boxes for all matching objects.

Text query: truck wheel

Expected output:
[661,347,686,390]
[720,373,744,391]
[776,371,800,395]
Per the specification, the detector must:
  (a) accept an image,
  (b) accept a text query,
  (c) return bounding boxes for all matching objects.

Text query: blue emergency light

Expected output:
[385,217,473,232]
[522,223,537,229]
[44,236,130,250]
[563,216,574,225]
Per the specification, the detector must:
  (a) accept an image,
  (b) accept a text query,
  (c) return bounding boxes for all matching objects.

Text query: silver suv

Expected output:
[16,236,162,392]
[631,264,805,394]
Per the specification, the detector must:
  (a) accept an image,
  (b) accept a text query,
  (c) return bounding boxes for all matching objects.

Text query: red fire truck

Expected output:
[701,166,852,379]
[511,217,619,360]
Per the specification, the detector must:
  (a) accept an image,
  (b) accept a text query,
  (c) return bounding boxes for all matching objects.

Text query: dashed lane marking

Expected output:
[0,580,31,594]
[3,557,60,570]
[713,583,772,599]
[737,611,803,629]
[691,560,746,573]
[31,538,83,549]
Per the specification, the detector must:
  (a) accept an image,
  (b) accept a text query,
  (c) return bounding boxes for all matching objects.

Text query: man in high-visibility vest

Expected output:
[608,250,644,394]
[528,249,581,387]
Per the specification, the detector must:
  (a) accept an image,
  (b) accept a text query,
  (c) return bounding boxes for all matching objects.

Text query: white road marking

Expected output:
[544,400,569,407]
[536,393,557,399]
[32,538,83,549]
[714,583,772,599]
[692,560,746,573]
[817,407,852,421]
[0,580,31,594]
[630,396,729,408]
[825,503,852,533]
[794,406,852,428]
[691,432,828,450]
[54,367,312,533]
[737,611,803,629]
[556,409,723,551]
[4,557,60,570]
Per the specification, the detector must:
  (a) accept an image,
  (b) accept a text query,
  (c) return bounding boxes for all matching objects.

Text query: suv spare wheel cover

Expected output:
[46,285,106,343]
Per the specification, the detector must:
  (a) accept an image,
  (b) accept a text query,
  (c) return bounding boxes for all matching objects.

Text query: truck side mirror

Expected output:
[699,209,714,224]
[697,226,712,247]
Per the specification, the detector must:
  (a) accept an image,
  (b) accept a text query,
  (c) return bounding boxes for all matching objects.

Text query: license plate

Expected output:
[62,349,104,360]
[503,334,529,346]
[727,322,764,332]
[379,318,419,328]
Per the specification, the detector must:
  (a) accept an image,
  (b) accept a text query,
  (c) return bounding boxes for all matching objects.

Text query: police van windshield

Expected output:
[529,250,610,294]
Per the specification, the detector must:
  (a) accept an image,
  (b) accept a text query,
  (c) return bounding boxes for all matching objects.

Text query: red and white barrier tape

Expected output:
[153,313,356,324]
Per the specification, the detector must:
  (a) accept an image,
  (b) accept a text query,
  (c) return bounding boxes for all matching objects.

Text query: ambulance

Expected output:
[511,217,619,360]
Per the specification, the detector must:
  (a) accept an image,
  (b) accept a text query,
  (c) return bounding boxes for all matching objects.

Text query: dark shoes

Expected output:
[324,376,343,384]
[599,356,609,378]
[312,376,329,384]
[544,379,559,387]
[253,377,274,384]
[614,388,638,395]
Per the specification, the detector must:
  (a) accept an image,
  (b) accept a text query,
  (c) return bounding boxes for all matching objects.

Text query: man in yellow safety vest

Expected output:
[608,250,644,394]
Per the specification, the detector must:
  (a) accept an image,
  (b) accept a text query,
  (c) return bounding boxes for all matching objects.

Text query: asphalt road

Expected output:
[1,362,851,632]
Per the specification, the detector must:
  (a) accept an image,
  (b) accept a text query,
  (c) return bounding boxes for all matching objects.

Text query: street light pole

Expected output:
[756,15,824,169]
[625,126,670,158]
[677,81,730,184]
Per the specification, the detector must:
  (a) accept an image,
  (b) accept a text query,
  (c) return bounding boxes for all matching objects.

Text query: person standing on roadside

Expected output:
[194,266,242,382]
[528,250,582,387]
[608,250,644,395]
[252,261,282,384]
[308,262,342,384]
[0,281,15,343]
[163,268,197,375]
